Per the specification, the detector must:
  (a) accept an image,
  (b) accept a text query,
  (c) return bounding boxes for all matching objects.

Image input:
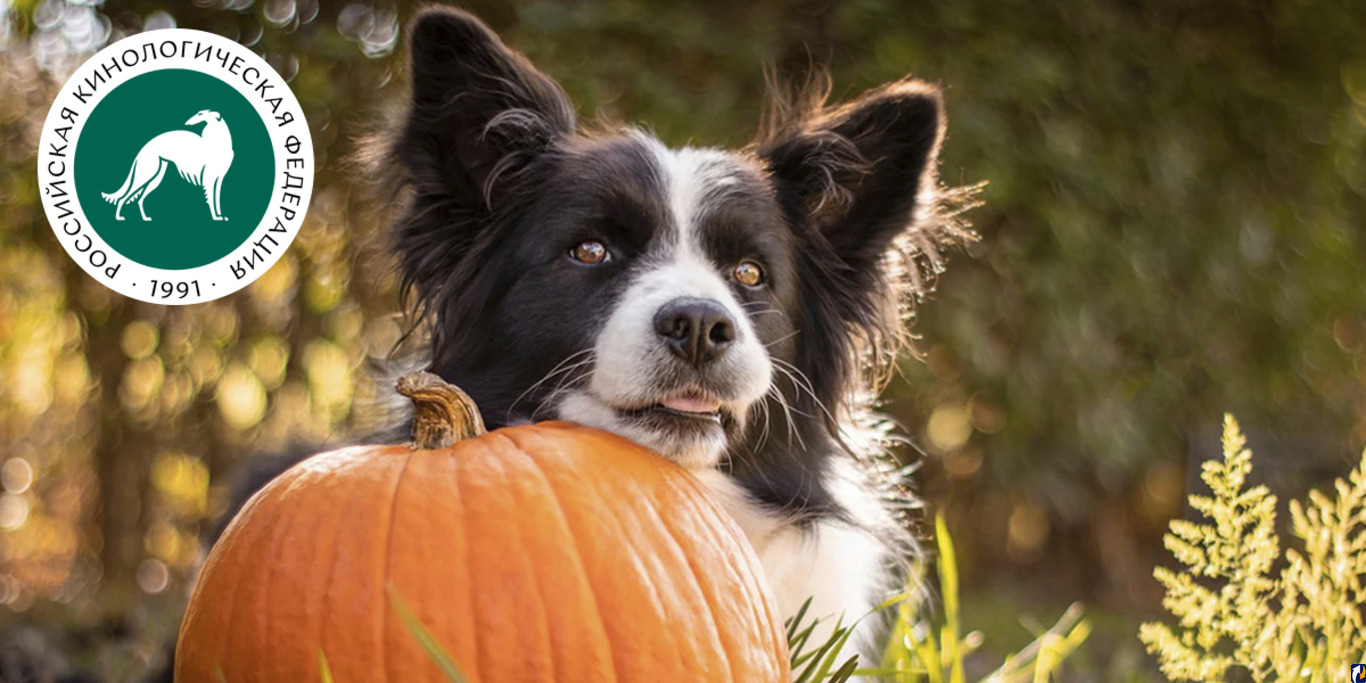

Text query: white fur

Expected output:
[693,466,893,657]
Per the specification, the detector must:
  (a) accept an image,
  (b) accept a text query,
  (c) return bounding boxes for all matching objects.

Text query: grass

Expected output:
[877,514,1091,683]
[388,582,469,683]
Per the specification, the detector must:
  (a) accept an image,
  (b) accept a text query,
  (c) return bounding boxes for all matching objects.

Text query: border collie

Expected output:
[359,6,971,657]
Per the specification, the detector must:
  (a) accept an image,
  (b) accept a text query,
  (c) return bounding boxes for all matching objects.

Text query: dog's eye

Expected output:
[733,260,765,287]
[570,240,610,265]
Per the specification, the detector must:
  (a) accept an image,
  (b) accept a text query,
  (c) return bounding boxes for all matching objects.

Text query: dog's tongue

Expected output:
[661,395,722,414]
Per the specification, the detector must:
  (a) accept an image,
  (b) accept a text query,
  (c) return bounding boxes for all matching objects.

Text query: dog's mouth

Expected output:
[557,386,743,467]
[616,390,734,428]
[622,392,725,423]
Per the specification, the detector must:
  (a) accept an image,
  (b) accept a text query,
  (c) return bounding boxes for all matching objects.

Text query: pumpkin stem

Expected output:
[396,372,487,449]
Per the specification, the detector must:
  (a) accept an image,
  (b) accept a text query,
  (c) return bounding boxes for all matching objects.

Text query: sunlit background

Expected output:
[1,0,1364,679]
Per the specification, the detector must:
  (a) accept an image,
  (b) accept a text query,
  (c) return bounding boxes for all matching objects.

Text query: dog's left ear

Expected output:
[759,80,944,275]
[396,8,576,210]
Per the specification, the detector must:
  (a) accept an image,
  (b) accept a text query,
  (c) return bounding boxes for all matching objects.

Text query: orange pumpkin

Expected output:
[175,372,789,682]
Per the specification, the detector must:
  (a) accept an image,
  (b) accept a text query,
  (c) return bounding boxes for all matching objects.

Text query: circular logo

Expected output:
[37,29,313,305]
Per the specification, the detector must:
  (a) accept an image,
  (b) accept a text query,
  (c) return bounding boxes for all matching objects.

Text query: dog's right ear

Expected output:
[395,8,575,209]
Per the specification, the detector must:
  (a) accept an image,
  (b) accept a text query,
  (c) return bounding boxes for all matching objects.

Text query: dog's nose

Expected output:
[654,297,737,367]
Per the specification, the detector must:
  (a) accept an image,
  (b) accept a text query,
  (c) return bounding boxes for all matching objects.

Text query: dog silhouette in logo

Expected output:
[102,109,234,222]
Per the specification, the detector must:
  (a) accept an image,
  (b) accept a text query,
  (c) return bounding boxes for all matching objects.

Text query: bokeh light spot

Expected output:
[928,403,974,452]
[1,458,34,494]
[136,558,169,594]
[1006,499,1050,563]
[0,493,31,531]
[120,320,160,360]
[216,363,268,430]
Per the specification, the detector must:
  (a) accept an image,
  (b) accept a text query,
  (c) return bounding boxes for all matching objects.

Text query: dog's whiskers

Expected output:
[772,358,839,428]
[763,330,800,349]
[505,349,595,423]
[764,375,806,451]
[528,353,599,422]
[751,388,774,454]
[740,302,786,319]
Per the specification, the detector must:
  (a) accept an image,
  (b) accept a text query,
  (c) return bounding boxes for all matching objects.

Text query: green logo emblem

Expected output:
[38,30,313,304]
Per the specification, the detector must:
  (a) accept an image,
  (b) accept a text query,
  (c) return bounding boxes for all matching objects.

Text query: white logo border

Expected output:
[36,28,314,306]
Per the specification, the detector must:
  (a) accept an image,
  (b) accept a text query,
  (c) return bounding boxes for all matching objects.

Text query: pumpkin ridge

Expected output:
[686,484,788,673]
[317,450,394,680]
[212,513,250,678]
[277,461,349,680]
[484,432,559,681]
[260,467,310,679]
[498,428,618,683]
[453,438,487,680]
[379,446,417,682]
[516,427,685,678]
[234,468,305,678]
[211,464,298,679]
[662,472,787,665]
[605,447,721,676]
[443,444,479,680]
[312,459,351,682]
[626,473,738,681]
[490,432,561,682]
[402,440,476,681]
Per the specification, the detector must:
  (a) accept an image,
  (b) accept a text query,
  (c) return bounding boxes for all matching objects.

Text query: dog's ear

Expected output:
[759,80,944,276]
[396,7,575,209]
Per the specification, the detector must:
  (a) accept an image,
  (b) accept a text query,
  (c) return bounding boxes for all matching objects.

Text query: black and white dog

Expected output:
[367,6,968,655]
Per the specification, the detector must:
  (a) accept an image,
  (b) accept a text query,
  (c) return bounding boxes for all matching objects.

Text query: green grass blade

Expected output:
[787,596,814,642]
[934,514,964,683]
[935,515,959,628]
[808,630,851,679]
[387,582,469,683]
[826,656,860,681]
[795,632,841,681]
[795,617,848,682]
[790,621,822,666]
[910,630,944,683]
[874,591,912,613]
[984,603,1090,682]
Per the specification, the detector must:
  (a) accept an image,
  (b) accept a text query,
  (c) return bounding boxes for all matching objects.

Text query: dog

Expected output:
[102,109,234,221]
[353,6,969,657]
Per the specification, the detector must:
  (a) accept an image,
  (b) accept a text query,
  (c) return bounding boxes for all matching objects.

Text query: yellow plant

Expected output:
[1140,414,1366,681]
[883,515,1091,682]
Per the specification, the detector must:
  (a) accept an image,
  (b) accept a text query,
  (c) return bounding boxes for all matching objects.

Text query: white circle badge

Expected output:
[37,29,314,305]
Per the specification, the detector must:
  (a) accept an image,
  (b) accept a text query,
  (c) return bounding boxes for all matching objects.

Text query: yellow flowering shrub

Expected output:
[1140,415,1366,682]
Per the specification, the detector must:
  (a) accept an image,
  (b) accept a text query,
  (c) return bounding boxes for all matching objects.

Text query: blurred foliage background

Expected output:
[0,0,1363,679]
